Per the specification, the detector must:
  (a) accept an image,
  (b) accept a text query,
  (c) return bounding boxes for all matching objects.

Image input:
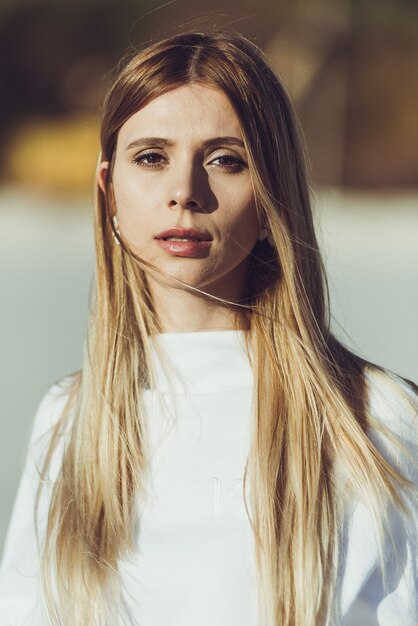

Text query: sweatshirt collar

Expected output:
[147,329,253,394]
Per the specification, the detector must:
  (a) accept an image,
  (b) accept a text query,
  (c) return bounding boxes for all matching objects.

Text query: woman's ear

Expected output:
[97,161,110,194]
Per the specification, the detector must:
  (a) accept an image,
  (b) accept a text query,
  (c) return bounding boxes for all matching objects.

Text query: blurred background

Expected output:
[1,0,417,571]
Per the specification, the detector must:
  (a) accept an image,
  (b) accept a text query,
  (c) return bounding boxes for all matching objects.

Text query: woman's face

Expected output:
[98,83,260,300]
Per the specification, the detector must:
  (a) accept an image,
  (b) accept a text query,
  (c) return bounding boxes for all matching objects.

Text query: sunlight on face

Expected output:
[100,84,260,301]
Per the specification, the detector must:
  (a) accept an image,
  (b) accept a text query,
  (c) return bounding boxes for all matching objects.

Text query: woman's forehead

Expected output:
[116,84,244,150]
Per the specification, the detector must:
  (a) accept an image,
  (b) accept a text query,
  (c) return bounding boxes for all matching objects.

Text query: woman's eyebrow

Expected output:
[203,136,245,150]
[125,136,245,151]
[126,137,174,150]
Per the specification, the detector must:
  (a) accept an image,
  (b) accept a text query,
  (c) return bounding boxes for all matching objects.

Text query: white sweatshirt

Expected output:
[0,330,417,625]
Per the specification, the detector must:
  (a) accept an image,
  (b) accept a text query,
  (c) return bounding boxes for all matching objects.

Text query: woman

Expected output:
[0,30,417,626]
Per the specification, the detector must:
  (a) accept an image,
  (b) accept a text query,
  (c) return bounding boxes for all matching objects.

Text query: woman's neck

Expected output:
[147,279,247,333]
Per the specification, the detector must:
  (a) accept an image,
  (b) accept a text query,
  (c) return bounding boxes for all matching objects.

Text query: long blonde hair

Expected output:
[36,31,415,625]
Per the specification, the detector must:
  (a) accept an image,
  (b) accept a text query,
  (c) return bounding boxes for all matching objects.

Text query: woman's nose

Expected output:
[166,160,205,211]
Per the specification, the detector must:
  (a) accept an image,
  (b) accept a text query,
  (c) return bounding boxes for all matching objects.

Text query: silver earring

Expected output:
[112,215,121,246]
[258,225,274,247]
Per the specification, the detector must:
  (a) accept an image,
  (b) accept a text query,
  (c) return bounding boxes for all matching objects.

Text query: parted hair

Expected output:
[36,30,415,626]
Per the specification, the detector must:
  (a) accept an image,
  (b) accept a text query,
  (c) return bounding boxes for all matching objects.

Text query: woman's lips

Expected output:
[154,227,213,256]
[154,238,212,256]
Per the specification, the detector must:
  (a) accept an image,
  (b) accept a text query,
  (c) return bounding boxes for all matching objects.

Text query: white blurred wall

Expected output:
[1,186,417,555]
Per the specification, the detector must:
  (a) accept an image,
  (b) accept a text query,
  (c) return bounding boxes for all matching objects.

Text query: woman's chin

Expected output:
[146,265,209,292]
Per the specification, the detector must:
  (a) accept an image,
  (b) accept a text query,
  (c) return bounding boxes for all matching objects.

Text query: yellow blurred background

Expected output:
[1,0,418,191]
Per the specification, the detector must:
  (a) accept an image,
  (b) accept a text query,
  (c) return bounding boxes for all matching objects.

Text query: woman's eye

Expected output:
[132,152,166,168]
[209,155,246,172]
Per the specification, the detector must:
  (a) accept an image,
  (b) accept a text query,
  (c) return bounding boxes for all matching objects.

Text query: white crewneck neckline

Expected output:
[147,329,253,394]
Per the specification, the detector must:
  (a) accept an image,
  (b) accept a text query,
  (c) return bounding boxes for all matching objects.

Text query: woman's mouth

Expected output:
[154,227,213,256]
[154,237,212,256]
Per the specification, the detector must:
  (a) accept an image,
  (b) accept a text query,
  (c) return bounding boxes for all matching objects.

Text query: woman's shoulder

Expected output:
[30,373,80,449]
[363,365,418,426]
[362,364,418,476]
